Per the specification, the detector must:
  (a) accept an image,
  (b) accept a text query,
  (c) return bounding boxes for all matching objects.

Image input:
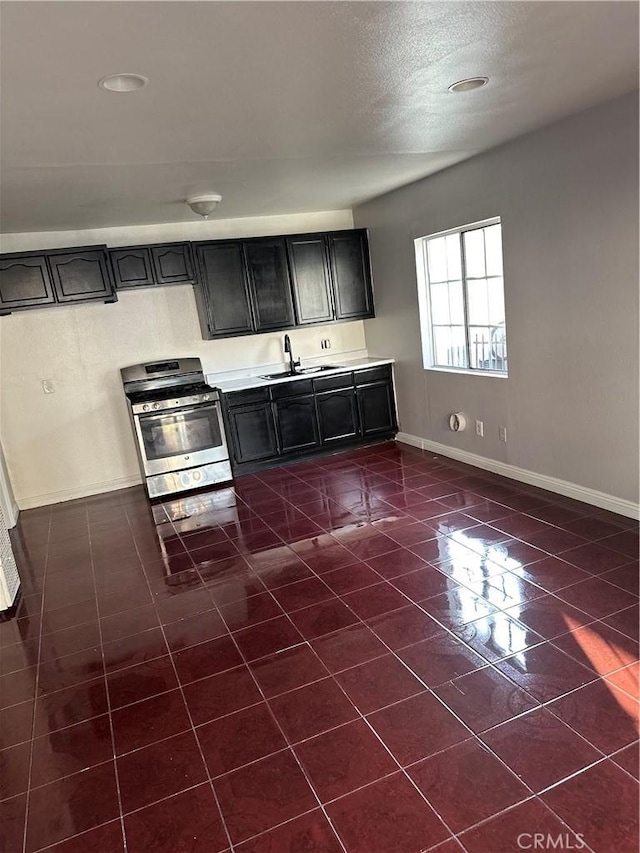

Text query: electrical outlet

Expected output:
[320,338,331,350]
[475,420,484,437]
[42,379,55,394]
[499,426,507,442]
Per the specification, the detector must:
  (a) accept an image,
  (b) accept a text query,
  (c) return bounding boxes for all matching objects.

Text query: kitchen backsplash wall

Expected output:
[0,209,367,508]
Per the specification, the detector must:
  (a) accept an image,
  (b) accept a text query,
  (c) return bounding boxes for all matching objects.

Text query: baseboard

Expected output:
[16,474,143,510]
[396,432,640,520]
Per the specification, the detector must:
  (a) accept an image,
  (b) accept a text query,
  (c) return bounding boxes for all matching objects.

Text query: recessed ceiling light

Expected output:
[448,77,489,93]
[98,73,148,93]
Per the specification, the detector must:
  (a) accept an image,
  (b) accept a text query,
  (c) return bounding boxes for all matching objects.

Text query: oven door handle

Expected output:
[134,402,220,423]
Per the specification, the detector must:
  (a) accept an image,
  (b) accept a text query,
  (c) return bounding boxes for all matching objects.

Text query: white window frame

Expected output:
[415,216,508,377]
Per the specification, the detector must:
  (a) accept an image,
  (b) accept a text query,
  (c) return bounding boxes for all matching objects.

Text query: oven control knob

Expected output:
[153,403,160,410]
[202,394,210,401]
[184,455,190,460]
[142,404,150,412]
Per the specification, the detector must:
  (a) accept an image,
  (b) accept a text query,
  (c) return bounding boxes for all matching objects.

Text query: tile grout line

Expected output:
[87,501,128,853]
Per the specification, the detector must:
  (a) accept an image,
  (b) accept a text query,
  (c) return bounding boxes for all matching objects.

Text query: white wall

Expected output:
[0,210,368,508]
[355,93,639,510]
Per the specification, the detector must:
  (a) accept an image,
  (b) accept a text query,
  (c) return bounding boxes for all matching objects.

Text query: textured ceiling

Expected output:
[0,1,638,233]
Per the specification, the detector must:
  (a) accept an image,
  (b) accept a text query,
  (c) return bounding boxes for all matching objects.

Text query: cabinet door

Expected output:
[150,243,195,284]
[195,242,253,338]
[316,389,358,444]
[328,230,374,320]
[287,235,334,325]
[244,239,295,332]
[227,403,278,464]
[273,395,320,454]
[48,248,116,304]
[0,255,56,313]
[110,247,155,289]
[356,381,396,437]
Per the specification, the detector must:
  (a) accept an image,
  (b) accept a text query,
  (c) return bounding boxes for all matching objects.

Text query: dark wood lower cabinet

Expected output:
[316,388,359,443]
[273,395,320,454]
[357,381,396,436]
[223,365,397,473]
[226,402,278,464]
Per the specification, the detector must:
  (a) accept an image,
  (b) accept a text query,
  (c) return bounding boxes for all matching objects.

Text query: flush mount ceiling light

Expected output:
[186,194,223,220]
[448,77,489,93]
[98,73,149,92]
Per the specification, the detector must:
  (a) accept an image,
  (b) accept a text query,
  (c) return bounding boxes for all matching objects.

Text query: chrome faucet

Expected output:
[283,334,300,375]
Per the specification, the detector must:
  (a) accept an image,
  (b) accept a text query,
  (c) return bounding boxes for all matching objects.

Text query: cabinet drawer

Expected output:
[354,365,392,386]
[313,372,354,392]
[270,379,313,399]
[224,386,270,407]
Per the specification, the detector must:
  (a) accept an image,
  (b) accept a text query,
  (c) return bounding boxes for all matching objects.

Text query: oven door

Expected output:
[133,402,229,476]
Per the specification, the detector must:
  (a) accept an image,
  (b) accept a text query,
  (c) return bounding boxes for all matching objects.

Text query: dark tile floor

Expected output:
[0,441,638,852]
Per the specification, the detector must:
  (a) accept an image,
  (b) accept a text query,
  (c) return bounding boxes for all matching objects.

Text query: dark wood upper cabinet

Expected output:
[287,235,334,325]
[150,243,195,284]
[244,239,295,332]
[328,229,374,320]
[110,242,195,289]
[0,229,375,324]
[0,254,56,314]
[47,248,116,304]
[194,242,254,338]
[110,247,155,289]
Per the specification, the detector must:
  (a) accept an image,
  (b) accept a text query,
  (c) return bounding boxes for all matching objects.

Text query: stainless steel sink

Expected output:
[259,365,341,380]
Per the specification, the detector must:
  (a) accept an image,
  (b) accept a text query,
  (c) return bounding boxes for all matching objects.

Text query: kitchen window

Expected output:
[415,217,507,375]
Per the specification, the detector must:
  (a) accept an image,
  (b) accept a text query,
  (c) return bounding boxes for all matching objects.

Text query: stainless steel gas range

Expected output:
[121,358,232,498]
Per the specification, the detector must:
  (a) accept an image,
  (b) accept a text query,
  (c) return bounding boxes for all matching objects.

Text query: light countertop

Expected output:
[207,355,394,393]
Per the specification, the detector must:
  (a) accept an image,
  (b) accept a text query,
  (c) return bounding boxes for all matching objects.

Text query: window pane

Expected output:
[463,229,485,278]
[433,326,468,368]
[490,322,507,370]
[427,237,448,283]
[429,282,450,324]
[484,224,503,277]
[448,281,464,324]
[418,220,506,375]
[487,276,505,324]
[467,279,490,326]
[445,234,462,280]
[468,326,492,369]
